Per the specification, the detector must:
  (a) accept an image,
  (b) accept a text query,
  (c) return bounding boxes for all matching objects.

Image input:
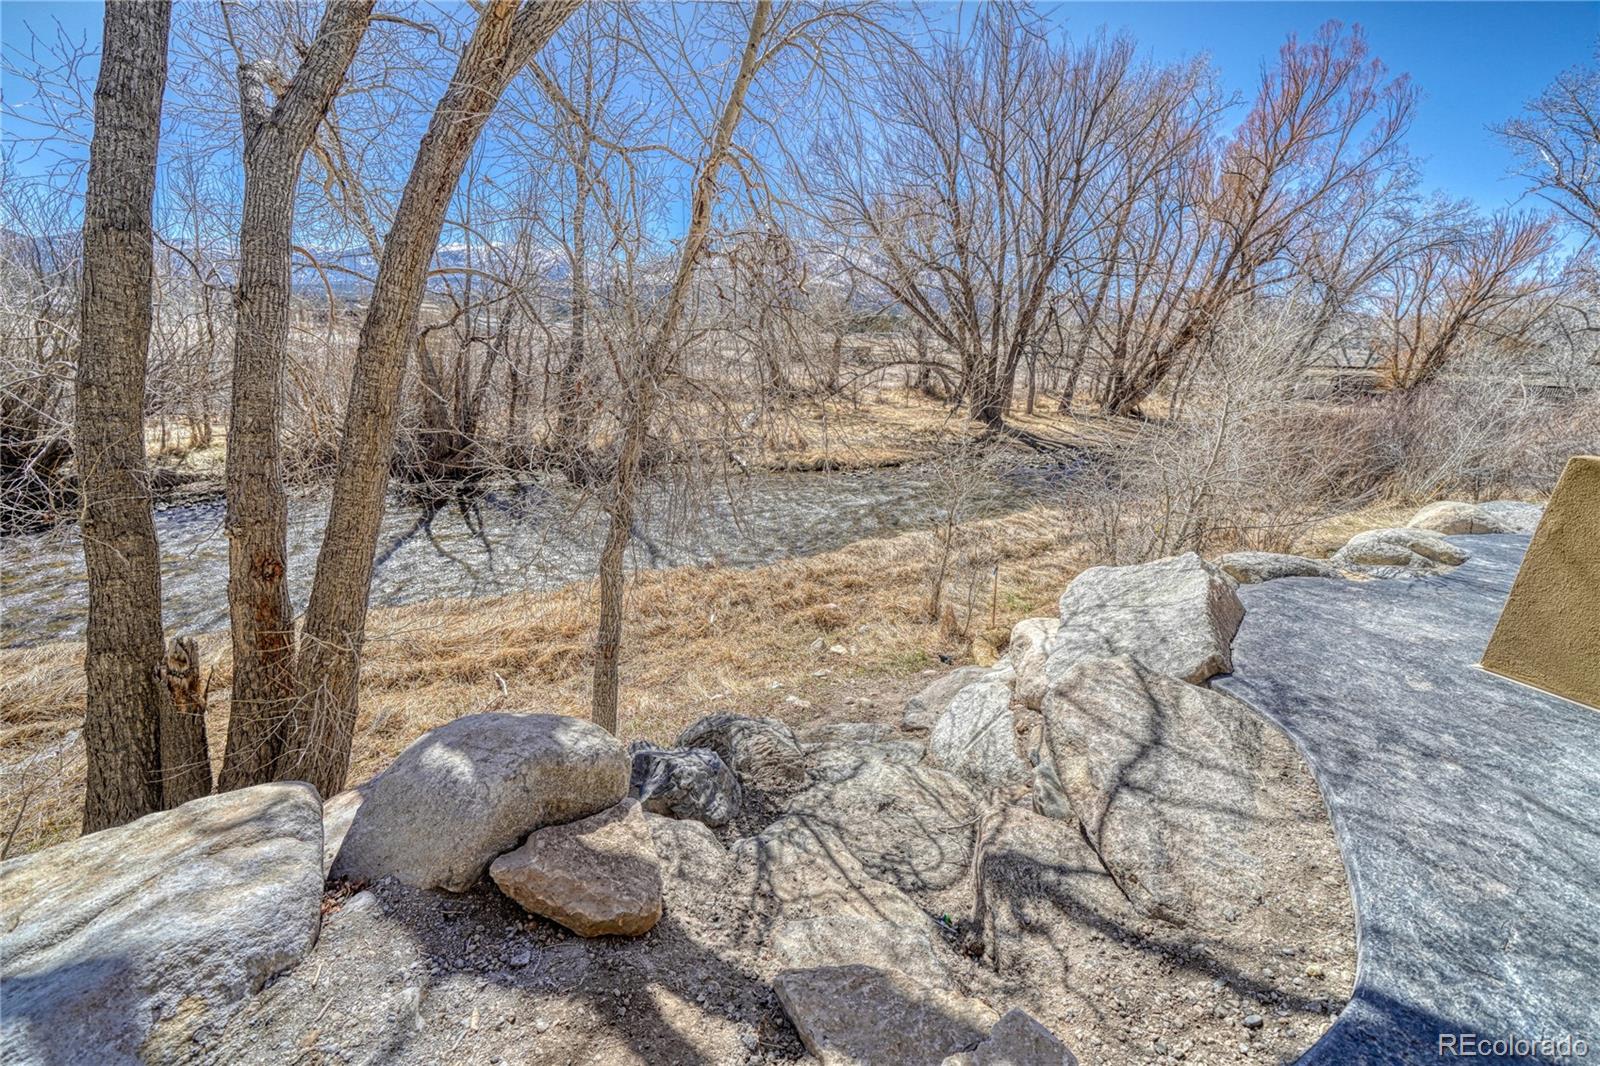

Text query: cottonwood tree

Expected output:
[817,9,1143,426]
[1499,59,1600,245]
[1095,23,1416,414]
[588,0,777,731]
[275,0,580,796]
[1375,209,1557,389]
[583,0,880,731]
[217,0,375,791]
[74,0,210,829]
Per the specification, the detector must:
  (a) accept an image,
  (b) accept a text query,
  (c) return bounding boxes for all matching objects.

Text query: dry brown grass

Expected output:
[752,387,1137,471]
[0,505,1086,859]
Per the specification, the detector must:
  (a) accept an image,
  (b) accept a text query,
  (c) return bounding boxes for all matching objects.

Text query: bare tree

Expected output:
[590,0,776,732]
[75,0,209,830]
[216,0,374,792]
[1376,209,1556,390]
[1499,58,1600,244]
[818,9,1143,426]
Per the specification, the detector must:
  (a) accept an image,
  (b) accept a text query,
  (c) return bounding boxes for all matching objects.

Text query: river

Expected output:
[0,463,1066,648]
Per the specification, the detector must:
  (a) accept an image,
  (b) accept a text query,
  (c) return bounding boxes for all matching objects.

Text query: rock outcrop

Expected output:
[628,741,742,826]
[329,712,628,892]
[490,799,663,937]
[678,713,809,794]
[1045,552,1244,689]
[731,815,961,984]
[1217,550,1335,585]
[784,744,980,891]
[927,680,1031,790]
[1008,618,1061,710]
[973,805,1129,982]
[903,666,992,731]
[1332,527,1470,569]
[0,783,324,1065]
[1042,656,1278,924]
[773,964,999,1066]
[1406,500,1517,536]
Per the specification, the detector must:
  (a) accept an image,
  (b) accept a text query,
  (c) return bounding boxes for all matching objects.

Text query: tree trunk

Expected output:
[220,1,374,792]
[551,149,590,472]
[281,0,579,797]
[589,0,772,733]
[76,0,207,830]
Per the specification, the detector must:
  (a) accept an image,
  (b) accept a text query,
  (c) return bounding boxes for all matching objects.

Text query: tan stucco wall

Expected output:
[1482,456,1600,710]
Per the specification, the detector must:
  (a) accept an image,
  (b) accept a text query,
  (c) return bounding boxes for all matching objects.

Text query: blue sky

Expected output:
[3,1,1597,215]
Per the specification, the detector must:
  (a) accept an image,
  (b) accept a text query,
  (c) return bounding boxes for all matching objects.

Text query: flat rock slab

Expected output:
[490,799,663,937]
[1215,534,1600,1064]
[774,964,997,1065]
[0,783,324,1065]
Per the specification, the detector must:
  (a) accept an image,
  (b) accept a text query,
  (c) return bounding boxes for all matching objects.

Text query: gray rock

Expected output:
[678,713,809,795]
[809,738,926,778]
[927,680,1031,790]
[903,666,992,731]
[771,914,955,986]
[1045,552,1244,692]
[0,783,324,1065]
[321,788,363,878]
[1217,550,1335,585]
[490,799,663,937]
[329,712,628,892]
[1475,499,1544,534]
[942,1009,1079,1066]
[1030,759,1075,822]
[1405,501,1517,536]
[729,815,962,984]
[1042,656,1278,925]
[628,741,741,827]
[1009,618,1062,710]
[783,746,981,891]
[645,813,737,933]
[802,721,900,746]
[773,964,998,1066]
[973,806,1129,983]
[1332,527,1470,569]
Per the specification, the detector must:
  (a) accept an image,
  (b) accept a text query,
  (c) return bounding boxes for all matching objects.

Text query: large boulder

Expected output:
[1476,499,1544,534]
[328,712,628,892]
[1332,527,1470,569]
[1042,656,1279,925]
[1406,500,1517,536]
[903,666,992,731]
[773,964,998,1066]
[783,745,981,891]
[1216,550,1335,585]
[972,806,1129,982]
[678,713,809,795]
[1044,552,1244,691]
[730,816,961,985]
[628,741,741,827]
[927,680,1031,790]
[490,799,662,937]
[942,1009,1079,1066]
[0,783,324,1065]
[1008,618,1061,711]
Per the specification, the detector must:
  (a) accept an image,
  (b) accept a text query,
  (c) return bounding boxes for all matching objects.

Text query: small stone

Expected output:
[490,800,663,937]
[1243,1014,1264,1029]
